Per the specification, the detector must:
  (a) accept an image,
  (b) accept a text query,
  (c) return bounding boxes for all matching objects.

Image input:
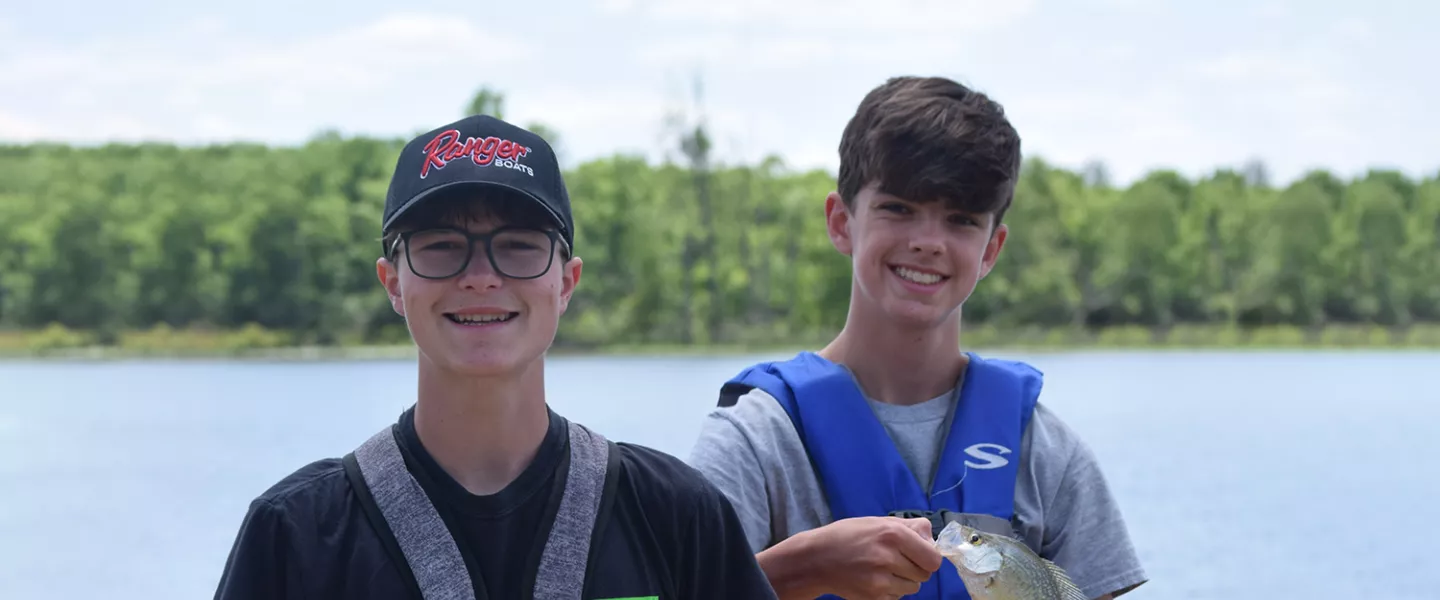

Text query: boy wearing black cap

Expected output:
[212,115,778,600]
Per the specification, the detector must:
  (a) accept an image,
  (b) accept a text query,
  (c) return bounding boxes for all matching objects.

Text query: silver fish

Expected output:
[934,520,1088,600]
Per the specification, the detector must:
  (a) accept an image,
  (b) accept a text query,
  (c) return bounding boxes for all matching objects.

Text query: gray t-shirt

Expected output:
[687,366,1148,599]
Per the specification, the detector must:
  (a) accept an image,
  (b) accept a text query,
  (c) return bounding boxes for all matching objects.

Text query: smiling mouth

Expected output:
[445,312,518,325]
[891,265,948,285]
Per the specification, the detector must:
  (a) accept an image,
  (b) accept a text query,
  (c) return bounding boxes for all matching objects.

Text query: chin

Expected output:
[449,355,537,378]
[416,342,537,377]
[885,306,950,328]
[880,297,963,328]
[448,355,523,377]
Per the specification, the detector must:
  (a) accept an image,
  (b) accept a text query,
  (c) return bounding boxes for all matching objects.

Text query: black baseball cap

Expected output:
[382,114,574,251]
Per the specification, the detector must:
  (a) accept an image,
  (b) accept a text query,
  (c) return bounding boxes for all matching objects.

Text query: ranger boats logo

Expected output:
[420,129,534,179]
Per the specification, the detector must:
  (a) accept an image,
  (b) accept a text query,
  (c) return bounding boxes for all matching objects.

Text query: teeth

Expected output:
[894,266,943,285]
[449,313,513,324]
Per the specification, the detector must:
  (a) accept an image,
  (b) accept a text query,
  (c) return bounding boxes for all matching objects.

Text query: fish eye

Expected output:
[968,533,982,545]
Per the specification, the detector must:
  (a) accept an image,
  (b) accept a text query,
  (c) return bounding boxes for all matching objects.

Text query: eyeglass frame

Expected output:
[388,224,568,281]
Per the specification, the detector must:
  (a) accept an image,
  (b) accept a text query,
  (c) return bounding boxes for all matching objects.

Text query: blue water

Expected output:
[1,351,1437,599]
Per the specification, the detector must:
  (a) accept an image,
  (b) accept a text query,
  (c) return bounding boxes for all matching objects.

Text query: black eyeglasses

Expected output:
[394,226,561,280]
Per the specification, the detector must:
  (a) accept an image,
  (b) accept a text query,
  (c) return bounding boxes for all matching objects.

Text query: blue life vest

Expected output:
[721,351,1041,600]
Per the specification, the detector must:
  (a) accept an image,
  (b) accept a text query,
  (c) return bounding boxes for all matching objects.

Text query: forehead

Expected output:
[864,187,996,222]
[861,173,1010,213]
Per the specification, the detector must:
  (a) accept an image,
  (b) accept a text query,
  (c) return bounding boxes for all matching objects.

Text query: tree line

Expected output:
[0,119,1435,350]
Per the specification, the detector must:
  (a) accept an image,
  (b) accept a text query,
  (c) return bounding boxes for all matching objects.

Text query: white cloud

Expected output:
[632,30,974,73]
[1098,42,1139,62]
[184,16,226,37]
[994,44,1384,184]
[1253,1,1290,19]
[0,108,187,143]
[0,13,529,144]
[0,3,1432,188]
[634,33,840,71]
[520,87,671,132]
[600,0,1036,32]
[1190,51,1359,133]
[165,86,205,111]
[507,82,806,167]
[1004,85,1208,181]
[0,110,50,140]
[192,115,245,138]
[183,14,522,91]
[606,0,1032,86]
[1332,18,1374,42]
[1193,53,1321,83]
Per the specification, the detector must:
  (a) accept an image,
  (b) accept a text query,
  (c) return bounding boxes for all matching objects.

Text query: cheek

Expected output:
[965,238,992,269]
[521,278,564,311]
[397,276,441,311]
[852,227,890,261]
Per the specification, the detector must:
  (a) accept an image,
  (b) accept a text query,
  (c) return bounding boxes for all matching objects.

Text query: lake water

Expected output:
[1,350,1437,599]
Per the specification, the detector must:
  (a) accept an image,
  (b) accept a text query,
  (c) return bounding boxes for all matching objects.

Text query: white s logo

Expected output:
[963,443,1012,469]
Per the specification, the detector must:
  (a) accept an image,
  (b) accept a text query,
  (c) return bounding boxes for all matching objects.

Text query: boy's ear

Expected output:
[977,223,1008,279]
[376,257,405,317]
[825,191,853,256]
[557,255,583,315]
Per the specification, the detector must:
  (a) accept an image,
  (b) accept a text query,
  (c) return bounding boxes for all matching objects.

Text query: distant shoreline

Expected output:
[2,323,1437,360]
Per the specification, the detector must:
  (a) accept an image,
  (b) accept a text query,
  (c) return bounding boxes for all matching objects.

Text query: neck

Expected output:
[818,300,968,406]
[412,356,550,496]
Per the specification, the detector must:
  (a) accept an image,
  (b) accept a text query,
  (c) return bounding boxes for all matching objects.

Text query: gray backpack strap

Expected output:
[533,421,613,600]
[351,426,476,600]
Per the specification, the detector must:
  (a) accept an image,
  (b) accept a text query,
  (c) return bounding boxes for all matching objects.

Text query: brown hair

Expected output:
[836,76,1022,227]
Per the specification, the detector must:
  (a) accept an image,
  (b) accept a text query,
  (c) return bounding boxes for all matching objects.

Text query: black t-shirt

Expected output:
[212,406,777,600]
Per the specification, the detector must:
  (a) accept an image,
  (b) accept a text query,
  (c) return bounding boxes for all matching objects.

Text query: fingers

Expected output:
[859,518,941,584]
[888,555,933,584]
[829,516,946,597]
[882,573,925,597]
[901,517,934,539]
[858,574,924,600]
[892,519,945,574]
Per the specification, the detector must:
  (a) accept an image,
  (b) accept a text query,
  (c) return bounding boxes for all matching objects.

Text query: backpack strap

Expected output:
[345,425,476,600]
[580,440,624,596]
[344,419,618,600]
[343,450,426,600]
[534,421,614,600]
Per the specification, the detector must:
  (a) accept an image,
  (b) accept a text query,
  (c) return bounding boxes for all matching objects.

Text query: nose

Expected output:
[455,246,503,290]
[909,219,947,256]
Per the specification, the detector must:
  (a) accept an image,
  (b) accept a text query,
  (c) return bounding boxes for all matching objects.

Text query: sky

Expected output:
[0,0,1435,186]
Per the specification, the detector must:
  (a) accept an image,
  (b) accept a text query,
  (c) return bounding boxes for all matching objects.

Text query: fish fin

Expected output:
[1042,558,1087,600]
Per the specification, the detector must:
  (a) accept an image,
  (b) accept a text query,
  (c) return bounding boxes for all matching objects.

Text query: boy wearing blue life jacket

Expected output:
[688,77,1148,600]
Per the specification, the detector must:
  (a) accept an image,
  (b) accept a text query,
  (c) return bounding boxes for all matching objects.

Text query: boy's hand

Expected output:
[759,516,943,600]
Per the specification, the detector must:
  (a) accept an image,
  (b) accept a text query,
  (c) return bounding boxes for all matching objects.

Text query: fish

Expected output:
[934,520,1088,600]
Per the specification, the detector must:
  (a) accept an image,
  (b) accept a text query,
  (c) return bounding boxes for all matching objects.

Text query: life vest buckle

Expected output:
[887,509,951,539]
[888,509,1020,540]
